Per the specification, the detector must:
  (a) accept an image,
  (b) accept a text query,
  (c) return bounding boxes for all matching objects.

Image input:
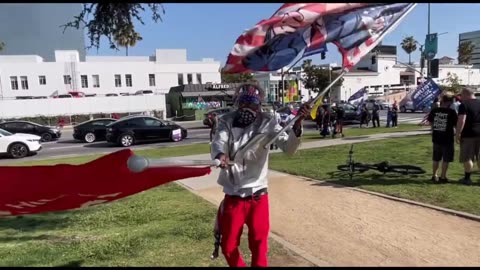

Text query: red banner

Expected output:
[0,149,211,217]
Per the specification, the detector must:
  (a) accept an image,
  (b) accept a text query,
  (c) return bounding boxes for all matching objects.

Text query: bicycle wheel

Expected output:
[337,163,371,173]
[389,165,426,175]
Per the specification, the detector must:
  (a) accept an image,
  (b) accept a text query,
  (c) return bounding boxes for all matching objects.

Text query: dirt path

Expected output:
[195,170,480,266]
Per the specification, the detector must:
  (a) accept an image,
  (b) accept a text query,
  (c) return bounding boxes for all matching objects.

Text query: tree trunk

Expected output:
[408,53,411,64]
[126,46,129,56]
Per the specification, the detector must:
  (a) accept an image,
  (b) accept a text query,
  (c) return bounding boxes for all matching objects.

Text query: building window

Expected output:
[115,74,122,87]
[149,74,156,86]
[39,76,46,85]
[196,73,202,84]
[187,73,193,84]
[10,76,18,90]
[20,76,29,90]
[178,74,184,85]
[92,75,100,88]
[63,75,72,85]
[81,75,88,88]
[126,74,132,87]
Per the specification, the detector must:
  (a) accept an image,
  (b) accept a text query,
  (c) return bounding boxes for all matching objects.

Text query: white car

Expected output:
[0,128,42,158]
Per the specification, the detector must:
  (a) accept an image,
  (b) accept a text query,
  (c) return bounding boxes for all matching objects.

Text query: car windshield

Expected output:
[0,128,13,136]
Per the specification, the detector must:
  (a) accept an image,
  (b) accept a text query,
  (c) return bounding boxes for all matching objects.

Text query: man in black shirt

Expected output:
[372,102,380,128]
[456,87,480,185]
[427,95,458,183]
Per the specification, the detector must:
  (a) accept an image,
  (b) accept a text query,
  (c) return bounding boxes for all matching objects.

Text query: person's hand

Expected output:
[456,134,462,144]
[294,103,312,126]
[215,153,230,169]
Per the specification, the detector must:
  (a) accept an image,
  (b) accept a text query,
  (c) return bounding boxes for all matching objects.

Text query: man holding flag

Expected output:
[211,84,310,267]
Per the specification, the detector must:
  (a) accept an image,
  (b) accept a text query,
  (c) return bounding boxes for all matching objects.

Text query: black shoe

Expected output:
[431,176,439,183]
[439,178,449,184]
[459,178,472,186]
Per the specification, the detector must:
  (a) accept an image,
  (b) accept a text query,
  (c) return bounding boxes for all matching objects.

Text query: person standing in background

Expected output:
[391,101,399,128]
[456,87,480,185]
[427,95,458,183]
[371,102,380,128]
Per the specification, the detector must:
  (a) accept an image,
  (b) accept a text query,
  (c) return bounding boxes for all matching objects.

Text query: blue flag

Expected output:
[410,79,442,111]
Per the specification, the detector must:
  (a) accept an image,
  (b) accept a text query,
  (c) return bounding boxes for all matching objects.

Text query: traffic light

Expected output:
[321,52,326,60]
[430,59,439,78]
[278,81,283,89]
[371,55,376,64]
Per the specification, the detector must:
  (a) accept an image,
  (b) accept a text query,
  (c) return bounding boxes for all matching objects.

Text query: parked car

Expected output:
[0,128,42,158]
[73,118,117,143]
[336,103,361,123]
[106,116,188,147]
[376,100,392,110]
[134,90,154,96]
[399,100,430,113]
[0,121,61,142]
[203,107,235,127]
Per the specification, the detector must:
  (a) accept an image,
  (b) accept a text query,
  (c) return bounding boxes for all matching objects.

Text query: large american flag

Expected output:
[223,3,416,74]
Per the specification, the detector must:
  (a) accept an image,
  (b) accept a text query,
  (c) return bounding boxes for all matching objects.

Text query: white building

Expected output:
[459,30,480,69]
[0,49,221,119]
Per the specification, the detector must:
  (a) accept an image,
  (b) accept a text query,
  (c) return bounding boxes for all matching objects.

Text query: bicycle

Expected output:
[337,144,426,181]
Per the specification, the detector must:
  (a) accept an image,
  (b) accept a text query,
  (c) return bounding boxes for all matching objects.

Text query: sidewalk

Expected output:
[175,130,480,267]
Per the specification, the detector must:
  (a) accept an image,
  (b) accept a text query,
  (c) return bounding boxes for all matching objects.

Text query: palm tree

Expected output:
[458,41,475,65]
[401,36,418,64]
[0,41,5,52]
[113,26,143,56]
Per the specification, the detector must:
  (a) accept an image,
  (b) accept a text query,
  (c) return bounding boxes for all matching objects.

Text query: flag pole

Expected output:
[263,3,417,149]
[263,69,347,149]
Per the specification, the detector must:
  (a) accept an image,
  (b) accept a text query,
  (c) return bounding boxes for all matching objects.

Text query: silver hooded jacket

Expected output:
[211,111,302,197]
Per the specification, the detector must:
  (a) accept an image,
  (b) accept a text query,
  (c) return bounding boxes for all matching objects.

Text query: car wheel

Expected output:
[41,133,52,142]
[400,106,406,113]
[8,143,29,159]
[119,134,134,147]
[84,132,96,143]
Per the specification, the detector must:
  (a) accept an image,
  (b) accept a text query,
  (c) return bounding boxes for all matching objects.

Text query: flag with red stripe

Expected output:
[223,3,416,74]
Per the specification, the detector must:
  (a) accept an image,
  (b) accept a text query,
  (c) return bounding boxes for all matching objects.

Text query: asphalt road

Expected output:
[0,111,427,164]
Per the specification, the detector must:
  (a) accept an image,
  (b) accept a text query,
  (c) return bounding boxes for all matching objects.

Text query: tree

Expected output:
[221,71,255,83]
[400,36,417,64]
[113,25,142,56]
[300,60,343,94]
[0,41,4,52]
[458,41,475,65]
[63,3,165,50]
[439,72,462,94]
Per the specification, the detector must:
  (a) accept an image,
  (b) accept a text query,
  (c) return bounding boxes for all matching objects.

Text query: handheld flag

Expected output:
[409,79,442,111]
[0,149,211,217]
[223,3,416,74]
[310,96,324,120]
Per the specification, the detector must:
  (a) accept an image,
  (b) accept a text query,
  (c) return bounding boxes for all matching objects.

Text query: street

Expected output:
[0,111,427,164]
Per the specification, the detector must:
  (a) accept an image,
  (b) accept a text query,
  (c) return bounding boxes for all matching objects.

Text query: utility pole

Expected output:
[427,3,431,78]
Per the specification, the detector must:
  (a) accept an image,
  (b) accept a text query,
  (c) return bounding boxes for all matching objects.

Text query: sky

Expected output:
[87,3,480,67]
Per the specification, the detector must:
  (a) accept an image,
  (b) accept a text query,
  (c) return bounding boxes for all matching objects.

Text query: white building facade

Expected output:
[0,49,221,119]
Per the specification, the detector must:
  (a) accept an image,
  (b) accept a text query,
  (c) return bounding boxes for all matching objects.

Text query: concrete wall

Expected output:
[0,95,166,119]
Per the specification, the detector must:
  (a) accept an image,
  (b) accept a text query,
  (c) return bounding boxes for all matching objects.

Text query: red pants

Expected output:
[220,194,270,267]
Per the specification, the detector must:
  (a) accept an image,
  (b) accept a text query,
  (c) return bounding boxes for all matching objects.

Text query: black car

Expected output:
[73,118,117,143]
[106,116,188,147]
[337,103,361,123]
[0,121,61,142]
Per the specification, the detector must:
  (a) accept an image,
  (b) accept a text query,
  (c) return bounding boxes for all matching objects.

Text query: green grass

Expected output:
[270,135,480,216]
[0,143,308,267]
[302,123,426,141]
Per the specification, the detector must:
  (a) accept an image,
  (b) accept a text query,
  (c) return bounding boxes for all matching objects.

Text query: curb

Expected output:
[297,176,480,223]
[175,181,328,267]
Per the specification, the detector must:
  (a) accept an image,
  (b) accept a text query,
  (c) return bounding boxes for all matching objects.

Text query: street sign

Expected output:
[424,33,438,60]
